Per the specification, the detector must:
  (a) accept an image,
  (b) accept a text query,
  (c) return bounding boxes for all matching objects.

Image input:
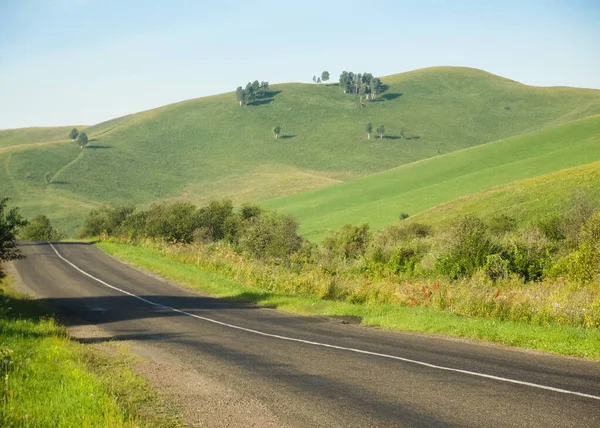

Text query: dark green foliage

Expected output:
[321,71,330,83]
[240,204,263,220]
[366,244,424,277]
[77,132,88,148]
[563,193,597,245]
[69,128,79,140]
[376,124,385,139]
[503,232,554,281]
[197,200,234,242]
[537,215,565,242]
[399,212,410,221]
[436,216,500,279]
[338,71,383,100]
[0,198,26,276]
[484,254,510,281]
[273,125,281,138]
[236,80,269,105]
[375,223,431,248]
[79,205,135,238]
[552,212,600,284]
[323,224,371,260]
[20,215,62,241]
[488,214,517,235]
[239,212,302,261]
[143,202,200,243]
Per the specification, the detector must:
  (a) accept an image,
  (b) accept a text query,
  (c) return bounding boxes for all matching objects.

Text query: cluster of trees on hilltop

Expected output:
[312,71,330,84]
[236,80,269,106]
[339,72,383,100]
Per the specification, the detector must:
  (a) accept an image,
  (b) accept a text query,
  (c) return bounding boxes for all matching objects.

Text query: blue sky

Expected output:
[1,0,598,129]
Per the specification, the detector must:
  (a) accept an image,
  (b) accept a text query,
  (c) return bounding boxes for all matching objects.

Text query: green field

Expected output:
[413,159,600,228]
[264,114,600,240]
[1,66,600,234]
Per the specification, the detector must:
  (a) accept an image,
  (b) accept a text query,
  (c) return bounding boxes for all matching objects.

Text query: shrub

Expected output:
[197,200,235,241]
[372,222,431,249]
[484,254,510,281]
[503,232,554,282]
[553,212,600,284]
[435,216,501,279]
[20,215,63,241]
[399,212,410,221]
[563,192,597,245]
[239,212,302,261]
[240,204,263,221]
[143,202,200,243]
[537,215,565,242]
[0,198,26,277]
[323,224,371,260]
[488,214,517,235]
[79,205,135,238]
[366,243,425,277]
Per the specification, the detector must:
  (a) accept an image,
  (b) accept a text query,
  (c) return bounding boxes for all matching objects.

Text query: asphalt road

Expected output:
[12,242,600,427]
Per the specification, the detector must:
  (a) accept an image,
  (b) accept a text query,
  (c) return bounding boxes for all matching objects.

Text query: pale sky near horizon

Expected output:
[1,0,599,129]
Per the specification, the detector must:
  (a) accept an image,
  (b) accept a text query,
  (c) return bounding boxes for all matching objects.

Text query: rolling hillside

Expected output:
[263,115,600,240]
[1,66,600,234]
[412,159,600,228]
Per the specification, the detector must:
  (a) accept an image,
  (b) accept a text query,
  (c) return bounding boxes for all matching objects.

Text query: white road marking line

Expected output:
[48,242,600,401]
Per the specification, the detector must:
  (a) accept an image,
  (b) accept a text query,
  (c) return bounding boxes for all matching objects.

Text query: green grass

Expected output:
[0,276,177,427]
[264,114,600,240]
[413,159,600,228]
[2,66,600,234]
[97,241,600,359]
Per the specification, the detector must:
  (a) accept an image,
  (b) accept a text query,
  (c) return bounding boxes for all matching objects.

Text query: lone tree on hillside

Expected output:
[273,125,281,139]
[77,132,88,148]
[69,128,79,140]
[376,124,385,139]
[365,123,372,140]
[321,71,330,83]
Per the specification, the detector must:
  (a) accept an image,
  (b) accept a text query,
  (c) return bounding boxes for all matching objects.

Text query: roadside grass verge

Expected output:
[0,275,178,427]
[97,241,600,359]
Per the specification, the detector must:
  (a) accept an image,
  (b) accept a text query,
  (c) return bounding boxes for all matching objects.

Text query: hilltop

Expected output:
[1,66,600,233]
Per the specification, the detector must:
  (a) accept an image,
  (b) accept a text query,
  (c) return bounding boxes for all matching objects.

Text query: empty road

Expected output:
[12,242,600,427]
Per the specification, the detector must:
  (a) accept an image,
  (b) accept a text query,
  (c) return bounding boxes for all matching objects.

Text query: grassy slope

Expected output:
[264,114,600,240]
[413,159,600,228]
[1,67,600,234]
[0,126,85,149]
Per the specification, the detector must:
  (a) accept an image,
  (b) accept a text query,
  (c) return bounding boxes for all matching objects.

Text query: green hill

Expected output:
[263,115,600,240]
[411,159,600,228]
[1,66,600,234]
